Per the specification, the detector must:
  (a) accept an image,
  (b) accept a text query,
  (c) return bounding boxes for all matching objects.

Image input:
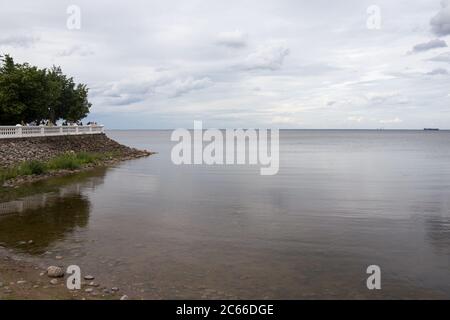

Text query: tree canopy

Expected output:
[0,55,91,125]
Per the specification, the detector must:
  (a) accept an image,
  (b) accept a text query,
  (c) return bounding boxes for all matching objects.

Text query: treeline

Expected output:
[0,55,91,125]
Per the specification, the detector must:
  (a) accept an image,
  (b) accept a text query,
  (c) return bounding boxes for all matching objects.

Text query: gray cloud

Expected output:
[0,35,37,48]
[2,0,450,129]
[426,68,449,75]
[216,30,248,48]
[57,45,94,57]
[97,74,212,106]
[429,51,450,62]
[411,39,447,53]
[430,0,450,36]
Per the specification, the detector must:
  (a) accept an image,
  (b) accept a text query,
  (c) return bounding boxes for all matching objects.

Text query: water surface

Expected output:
[1,130,449,299]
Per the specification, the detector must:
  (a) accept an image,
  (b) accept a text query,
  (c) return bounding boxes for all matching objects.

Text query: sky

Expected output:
[1,0,450,129]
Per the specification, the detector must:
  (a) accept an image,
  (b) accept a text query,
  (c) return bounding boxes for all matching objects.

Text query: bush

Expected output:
[26,160,47,175]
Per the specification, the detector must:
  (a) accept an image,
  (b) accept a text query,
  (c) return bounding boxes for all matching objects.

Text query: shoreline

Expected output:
[0,135,154,300]
[1,150,153,189]
[0,249,126,300]
[0,133,154,189]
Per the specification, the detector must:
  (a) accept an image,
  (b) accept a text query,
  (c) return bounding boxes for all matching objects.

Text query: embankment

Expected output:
[0,134,152,187]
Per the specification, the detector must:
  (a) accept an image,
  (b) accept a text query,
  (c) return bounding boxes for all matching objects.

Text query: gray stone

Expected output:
[47,266,64,278]
[84,275,95,280]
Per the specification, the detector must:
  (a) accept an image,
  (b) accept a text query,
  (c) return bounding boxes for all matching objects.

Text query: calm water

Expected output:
[1,130,449,299]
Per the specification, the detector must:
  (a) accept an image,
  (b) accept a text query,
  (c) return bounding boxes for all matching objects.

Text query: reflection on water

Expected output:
[0,130,450,299]
[0,169,106,254]
[0,195,90,254]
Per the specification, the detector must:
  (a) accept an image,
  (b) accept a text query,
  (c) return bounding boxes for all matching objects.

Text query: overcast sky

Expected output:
[1,0,450,129]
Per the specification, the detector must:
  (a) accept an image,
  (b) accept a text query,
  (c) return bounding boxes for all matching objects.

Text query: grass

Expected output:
[0,152,116,184]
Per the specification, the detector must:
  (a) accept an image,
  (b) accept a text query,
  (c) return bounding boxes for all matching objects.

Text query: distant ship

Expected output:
[424,128,439,131]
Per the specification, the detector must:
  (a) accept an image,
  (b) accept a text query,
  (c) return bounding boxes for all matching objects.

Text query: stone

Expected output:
[17,280,26,284]
[120,295,129,300]
[84,275,95,280]
[111,287,119,292]
[47,266,64,278]
[50,279,58,285]
[55,255,63,260]
[85,288,93,293]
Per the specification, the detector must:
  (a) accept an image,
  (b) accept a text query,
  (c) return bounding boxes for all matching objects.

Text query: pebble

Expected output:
[17,280,27,285]
[50,279,58,285]
[55,255,63,260]
[111,287,119,292]
[88,281,99,287]
[84,275,95,280]
[28,240,34,244]
[120,295,129,300]
[85,288,93,293]
[47,266,65,278]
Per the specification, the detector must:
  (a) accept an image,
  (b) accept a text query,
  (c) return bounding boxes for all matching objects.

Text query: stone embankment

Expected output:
[0,133,151,169]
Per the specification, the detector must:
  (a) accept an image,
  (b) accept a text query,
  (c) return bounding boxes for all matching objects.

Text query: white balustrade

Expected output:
[0,125,104,139]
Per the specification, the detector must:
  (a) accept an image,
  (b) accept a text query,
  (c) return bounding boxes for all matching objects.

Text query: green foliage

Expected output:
[0,54,91,125]
[25,160,47,175]
[47,154,81,170]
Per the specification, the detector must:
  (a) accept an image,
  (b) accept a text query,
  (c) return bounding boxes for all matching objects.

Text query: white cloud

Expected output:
[379,117,403,124]
[240,43,290,71]
[347,116,364,123]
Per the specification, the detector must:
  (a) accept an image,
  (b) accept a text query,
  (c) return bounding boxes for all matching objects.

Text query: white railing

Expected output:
[0,125,104,139]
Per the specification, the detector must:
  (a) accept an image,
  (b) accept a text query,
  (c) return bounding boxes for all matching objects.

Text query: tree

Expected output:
[0,54,91,125]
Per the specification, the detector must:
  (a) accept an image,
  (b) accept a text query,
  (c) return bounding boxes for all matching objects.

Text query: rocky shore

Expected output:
[0,249,128,300]
[0,133,153,187]
[0,133,151,169]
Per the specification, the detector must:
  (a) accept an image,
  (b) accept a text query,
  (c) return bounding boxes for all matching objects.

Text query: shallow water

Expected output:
[1,130,450,299]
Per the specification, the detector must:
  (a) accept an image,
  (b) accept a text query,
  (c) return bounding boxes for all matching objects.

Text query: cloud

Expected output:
[426,68,448,75]
[347,116,364,123]
[411,39,447,53]
[57,45,94,57]
[379,117,402,124]
[430,0,450,36]
[97,74,212,106]
[240,43,290,71]
[429,51,450,62]
[0,35,37,48]
[216,30,248,48]
[169,77,213,97]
